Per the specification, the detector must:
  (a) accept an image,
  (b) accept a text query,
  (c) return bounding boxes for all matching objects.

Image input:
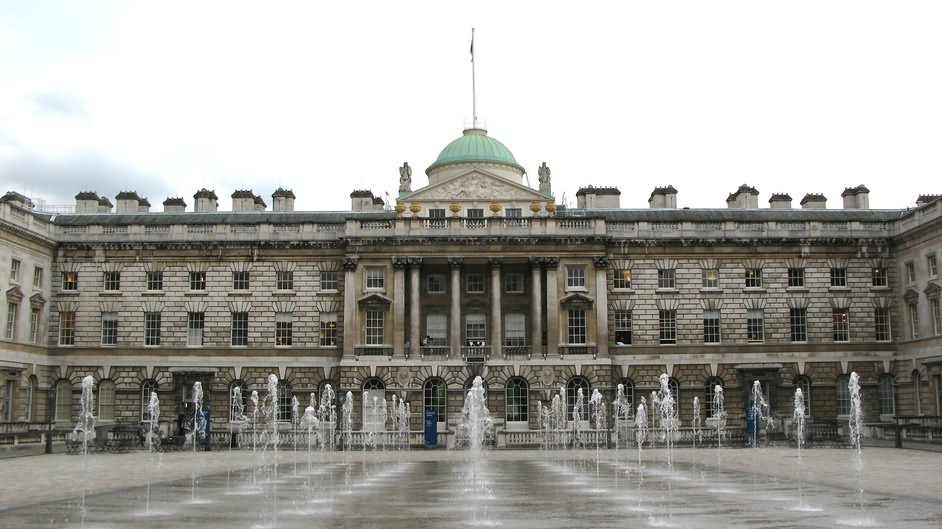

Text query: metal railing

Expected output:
[354,346,393,360]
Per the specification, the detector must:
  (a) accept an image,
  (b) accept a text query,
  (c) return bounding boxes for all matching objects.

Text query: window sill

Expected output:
[142,291,164,296]
[786,286,808,293]
[99,291,122,296]
[743,287,766,293]
[228,291,251,296]
[613,288,635,294]
[565,287,588,293]
[273,290,296,296]
[655,288,678,294]
[747,341,765,344]
[321,289,339,294]
[58,290,79,295]
[828,286,851,292]
[699,288,722,294]
[870,285,890,291]
[186,291,208,296]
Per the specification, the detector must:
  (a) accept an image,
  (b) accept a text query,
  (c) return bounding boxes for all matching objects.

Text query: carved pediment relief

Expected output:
[29,293,46,308]
[408,171,547,202]
[357,293,392,310]
[5,286,23,304]
[925,280,941,299]
[903,288,920,304]
[560,292,594,308]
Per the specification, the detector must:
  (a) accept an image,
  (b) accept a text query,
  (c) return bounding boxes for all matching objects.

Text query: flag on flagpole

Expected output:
[470,28,474,62]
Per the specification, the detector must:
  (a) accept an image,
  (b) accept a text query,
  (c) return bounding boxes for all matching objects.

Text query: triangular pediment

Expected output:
[5,286,23,303]
[903,287,920,304]
[560,292,594,307]
[357,293,392,310]
[925,280,941,299]
[404,169,549,203]
[29,293,46,308]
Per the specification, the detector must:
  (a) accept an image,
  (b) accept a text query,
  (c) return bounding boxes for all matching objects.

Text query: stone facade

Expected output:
[1,144,941,441]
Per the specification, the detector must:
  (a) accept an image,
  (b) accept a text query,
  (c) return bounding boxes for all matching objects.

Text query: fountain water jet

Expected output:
[144,392,160,452]
[71,375,96,457]
[692,396,702,447]
[711,385,726,448]
[612,384,632,449]
[655,374,677,465]
[458,376,493,452]
[750,380,771,448]
[793,388,806,457]
[635,398,647,466]
[191,382,204,452]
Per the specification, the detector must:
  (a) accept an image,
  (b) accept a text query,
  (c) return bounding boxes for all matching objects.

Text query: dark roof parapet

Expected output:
[97,197,113,207]
[194,188,218,200]
[163,197,187,207]
[350,189,374,198]
[841,184,870,197]
[115,191,141,201]
[800,193,827,205]
[647,185,677,201]
[576,186,621,196]
[75,191,100,200]
[231,189,255,199]
[254,195,267,207]
[272,188,296,199]
[769,193,792,201]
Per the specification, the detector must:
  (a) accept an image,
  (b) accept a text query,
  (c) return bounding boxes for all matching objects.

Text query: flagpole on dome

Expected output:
[470,27,477,129]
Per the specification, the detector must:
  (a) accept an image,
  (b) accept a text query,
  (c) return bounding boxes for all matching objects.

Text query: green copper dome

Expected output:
[426,128,525,173]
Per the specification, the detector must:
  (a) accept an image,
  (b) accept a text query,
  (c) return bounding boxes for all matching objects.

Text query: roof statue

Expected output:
[538,162,552,194]
[399,162,412,193]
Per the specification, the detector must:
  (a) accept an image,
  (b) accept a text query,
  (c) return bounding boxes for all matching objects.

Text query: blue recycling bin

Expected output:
[424,408,438,448]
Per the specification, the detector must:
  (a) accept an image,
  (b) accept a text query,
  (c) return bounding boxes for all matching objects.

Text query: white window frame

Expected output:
[144,312,161,346]
[33,266,43,289]
[275,312,293,346]
[614,269,633,290]
[59,311,76,345]
[504,272,524,294]
[566,266,586,290]
[320,312,337,346]
[504,313,526,346]
[567,310,586,344]
[832,308,849,342]
[465,273,485,294]
[365,310,384,345]
[10,259,20,282]
[657,269,676,289]
[101,311,118,346]
[703,309,721,344]
[276,270,294,291]
[790,308,807,342]
[874,307,891,342]
[232,270,250,290]
[465,313,486,344]
[187,311,205,346]
[365,267,384,290]
[701,268,719,289]
[659,309,677,345]
[614,310,631,345]
[320,270,338,291]
[745,268,763,288]
[787,267,805,288]
[103,271,121,291]
[746,309,764,343]
[5,303,16,339]
[146,271,163,291]
[231,311,248,346]
[189,271,206,291]
[427,274,445,294]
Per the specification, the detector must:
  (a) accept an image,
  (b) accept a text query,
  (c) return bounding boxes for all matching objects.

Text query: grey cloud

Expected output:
[31,92,88,119]
[0,151,175,209]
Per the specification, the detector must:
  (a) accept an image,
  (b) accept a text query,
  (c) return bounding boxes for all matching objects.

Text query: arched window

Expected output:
[795,375,812,417]
[141,380,158,422]
[836,374,851,416]
[615,378,634,419]
[362,378,386,431]
[505,377,528,423]
[26,375,37,422]
[277,380,293,422]
[54,379,72,422]
[879,374,896,415]
[227,380,246,422]
[98,379,115,422]
[424,378,447,423]
[704,377,724,418]
[566,376,591,422]
[668,377,680,415]
[912,370,922,415]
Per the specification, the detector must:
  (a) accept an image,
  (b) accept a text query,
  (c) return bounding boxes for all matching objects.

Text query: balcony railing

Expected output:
[461,345,490,362]
[559,344,597,359]
[354,346,392,360]
[502,345,532,359]
[420,345,450,359]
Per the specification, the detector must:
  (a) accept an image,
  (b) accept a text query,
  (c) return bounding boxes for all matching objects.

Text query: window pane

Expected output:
[320,312,337,346]
[506,378,528,422]
[231,312,248,346]
[101,312,118,345]
[614,310,632,345]
[567,310,586,344]
[659,309,676,344]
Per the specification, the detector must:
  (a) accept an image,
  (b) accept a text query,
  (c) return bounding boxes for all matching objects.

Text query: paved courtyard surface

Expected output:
[0,446,940,528]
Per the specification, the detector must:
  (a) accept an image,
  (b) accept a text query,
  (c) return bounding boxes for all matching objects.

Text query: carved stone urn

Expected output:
[545,200,557,215]
[409,203,421,215]
[450,201,461,216]
[529,201,542,214]
[394,201,406,216]
[489,201,502,215]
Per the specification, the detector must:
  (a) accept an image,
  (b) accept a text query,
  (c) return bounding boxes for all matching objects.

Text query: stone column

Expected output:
[392,257,407,357]
[544,257,559,358]
[594,256,610,357]
[489,258,502,358]
[449,257,463,356]
[409,257,422,358]
[529,257,543,358]
[342,256,359,357]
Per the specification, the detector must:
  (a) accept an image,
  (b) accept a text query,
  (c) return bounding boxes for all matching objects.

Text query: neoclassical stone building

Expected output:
[1,126,941,444]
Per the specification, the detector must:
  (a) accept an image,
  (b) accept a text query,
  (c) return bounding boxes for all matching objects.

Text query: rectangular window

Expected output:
[659,309,677,344]
[745,268,763,288]
[189,271,206,291]
[465,313,486,343]
[567,310,586,344]
[504,313,526,346]
[146,271,163,291]
[505,207,522,218]
[872,267,888,287]
[566,266,586,289]
[427,274,445,294]
[905,262,915,284]
[925,253,938,277]
[10,259,20,282]
[103,271,121,291]
[59,311,75,345]
[101,312,117,346]
[365,311,384,345]
[428,208,446,228]
[231,312,248,346]
[187,312,205,346]
[932,298,942,336]
[466,208,485,227]
[275,312,293,346]
[426,313,447,343]
[614,310,632,345]
[614,269,632,289]
[30,308,40,343]
[466,273,484,294]
[909,303,919,339]
[33,267,43,289]
[144,312,161,346]
[747,309,764,343]
[832,308,849,342]
[657,269,675,289]
[830,267,847,287]
[276,270,294,290]
[703,309,720,343]
[874,307,891,342]
[790,308,807,342]
[365,268,384,290]
[62,271,78,291]
[5,303,16,339]
[504,272,524,294]
[787,267,805,288]
[232,271,250,290]
[701,268,719,289]
[320,312,337,346]
[320,270,338,291]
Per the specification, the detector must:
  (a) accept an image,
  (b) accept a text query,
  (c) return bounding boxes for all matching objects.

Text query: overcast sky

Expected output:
[1,1,940,212]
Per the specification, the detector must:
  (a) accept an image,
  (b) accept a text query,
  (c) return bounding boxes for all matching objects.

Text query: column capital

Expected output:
[392,256,408,270]
[448,256,464,268]
[488,257,503,268]
[407,256,423,267]
[528,256,543,267]
[342,256,359,271]
[593,256,609,269]
[543,257,559,269]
